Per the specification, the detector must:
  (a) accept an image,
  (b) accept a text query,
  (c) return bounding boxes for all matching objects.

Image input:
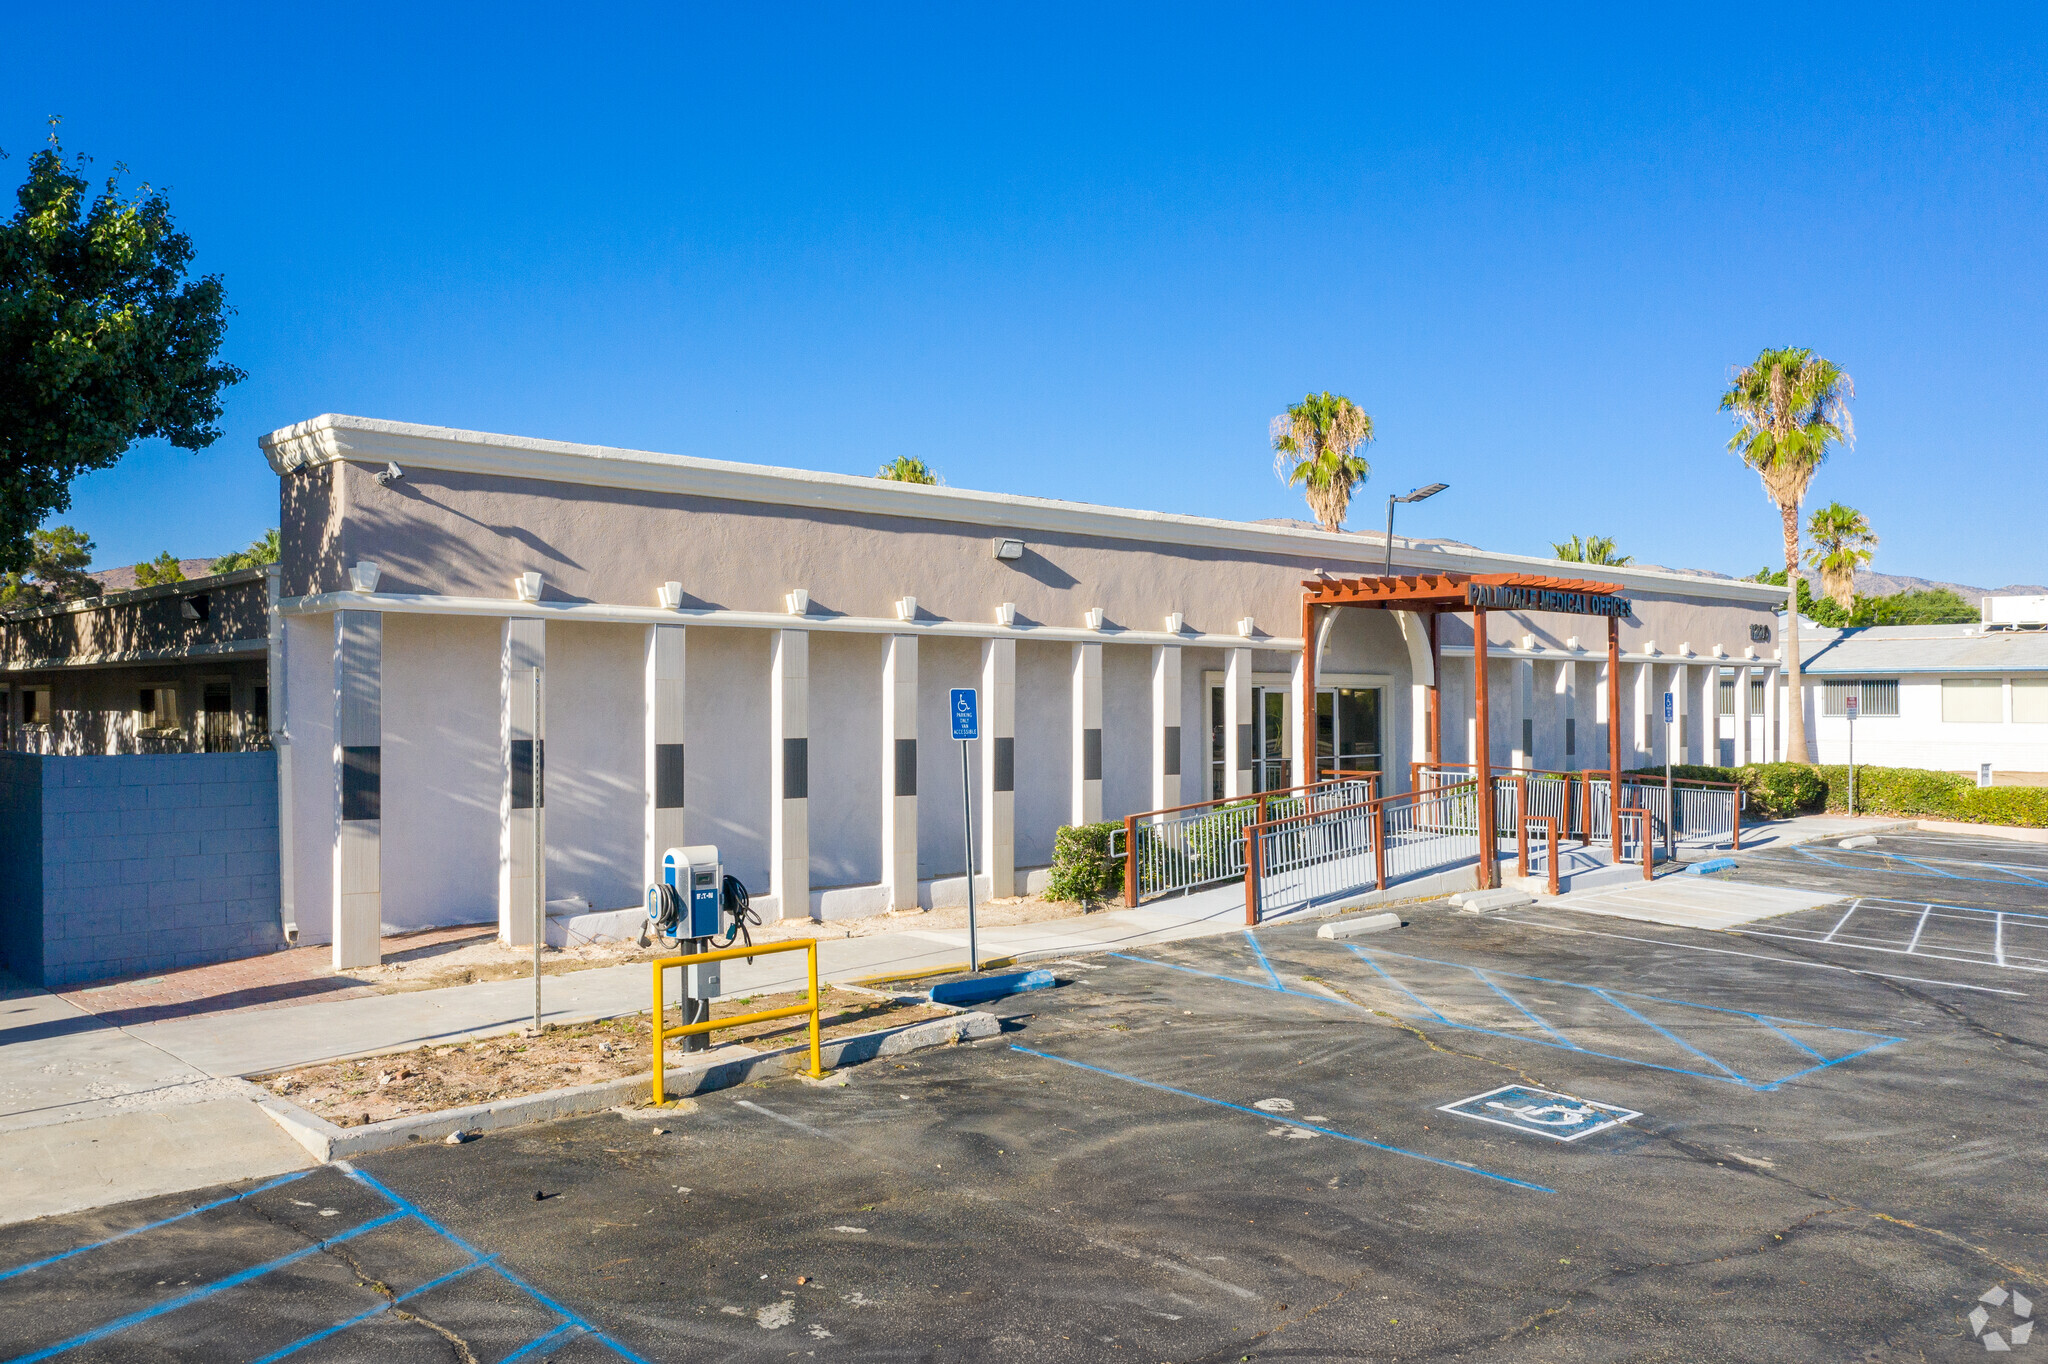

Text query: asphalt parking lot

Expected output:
[6,835,2048,1362]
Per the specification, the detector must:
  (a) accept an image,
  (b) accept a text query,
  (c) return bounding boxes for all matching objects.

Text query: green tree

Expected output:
[1552,534,1634,566]
[0,123,244,573]
[1271,391,1373,534]
[1748,565,1848,627]
[211,528,280,573]
[1721,347,1854,763]
[1853,587,1977,626]
[1804,502,1877,611]
[133,551,185,587]
[0,523,99,610]
[876,456,939,484]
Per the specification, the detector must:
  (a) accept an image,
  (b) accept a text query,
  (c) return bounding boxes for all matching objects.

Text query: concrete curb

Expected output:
[1315,912,1401,939]
[253,1010,1001,1162]
[1914,818,2048,845]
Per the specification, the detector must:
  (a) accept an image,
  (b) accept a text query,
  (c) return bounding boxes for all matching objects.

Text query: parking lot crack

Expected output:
[237,1196,480,1364]
[1730,931,2048,1057]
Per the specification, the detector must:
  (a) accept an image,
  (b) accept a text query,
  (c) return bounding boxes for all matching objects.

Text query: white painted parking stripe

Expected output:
[1906,903,1934,953]
[1495,916,2028,997]
[1822,901,1860,943]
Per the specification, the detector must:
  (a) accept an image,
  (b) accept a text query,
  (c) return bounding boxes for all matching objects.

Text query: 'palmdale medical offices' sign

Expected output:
[1464,583,1633,617]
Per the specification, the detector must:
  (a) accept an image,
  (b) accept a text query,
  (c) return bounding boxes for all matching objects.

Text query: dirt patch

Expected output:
[256,986,953,1125]
[335,893,1104,993]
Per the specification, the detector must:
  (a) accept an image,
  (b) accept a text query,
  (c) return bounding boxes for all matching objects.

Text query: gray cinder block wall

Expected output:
[0,752,282,987]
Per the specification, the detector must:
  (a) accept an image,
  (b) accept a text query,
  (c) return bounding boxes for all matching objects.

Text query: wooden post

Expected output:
[1607,614,1624,863]
[1123,814,1139,908]
[1426,610,1443,773]
[1545,816,1560,897]
[1473,606,1496,891]
[1243,823,1261,927]
[1374,794,1388,891]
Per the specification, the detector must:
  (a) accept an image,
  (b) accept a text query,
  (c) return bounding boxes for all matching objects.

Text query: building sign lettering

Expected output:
[1465,583,1632,617]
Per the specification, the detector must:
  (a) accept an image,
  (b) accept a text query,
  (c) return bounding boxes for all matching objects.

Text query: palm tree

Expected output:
[1720,347,1854,764]
[1271,391,1373,533]
[1805,503,1877,611]
[1551,534,1633,566]
[876,456,939,485]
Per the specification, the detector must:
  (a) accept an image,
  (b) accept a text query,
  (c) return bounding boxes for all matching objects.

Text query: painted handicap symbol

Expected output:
[1484,1099,1595,1127]
[1441,1084,1641,1143]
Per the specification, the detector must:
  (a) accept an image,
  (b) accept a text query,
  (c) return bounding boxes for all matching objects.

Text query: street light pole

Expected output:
[1384,483,1450,577]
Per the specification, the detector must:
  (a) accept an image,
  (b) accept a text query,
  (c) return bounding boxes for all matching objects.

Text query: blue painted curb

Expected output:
[930,968,1056,1006]
[1688,857,1738,875]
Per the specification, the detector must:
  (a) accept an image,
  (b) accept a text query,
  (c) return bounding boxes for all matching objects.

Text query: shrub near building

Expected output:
[1628,763,2048,828]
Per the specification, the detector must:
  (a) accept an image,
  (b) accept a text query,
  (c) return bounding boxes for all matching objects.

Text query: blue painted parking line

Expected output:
[1791,845,2048,888]
[502,1321,588,1362]
[245,1255,496,1364]
[0,1170,311,1285]
[1347,945,1902,1092]
[7,1209,408,1364]
[1009,1044,1555,1192]
[1109,932,1902,1092]
[0,1165,657,1364]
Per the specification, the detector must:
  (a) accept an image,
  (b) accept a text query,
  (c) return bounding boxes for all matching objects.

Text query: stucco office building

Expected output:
[264,416,1786,966]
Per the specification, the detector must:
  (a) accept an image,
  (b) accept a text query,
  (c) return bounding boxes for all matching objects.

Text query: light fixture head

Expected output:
[1396,482,1448,504]
[992,538,1025,561]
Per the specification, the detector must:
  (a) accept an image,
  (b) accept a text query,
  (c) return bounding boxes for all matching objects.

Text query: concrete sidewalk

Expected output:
[0,980,314,1226]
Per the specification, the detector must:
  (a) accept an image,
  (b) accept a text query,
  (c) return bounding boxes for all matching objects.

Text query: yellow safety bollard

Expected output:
[650,938,825,1106]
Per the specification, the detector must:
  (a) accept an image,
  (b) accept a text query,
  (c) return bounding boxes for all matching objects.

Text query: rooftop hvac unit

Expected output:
[1983,596,2048,630]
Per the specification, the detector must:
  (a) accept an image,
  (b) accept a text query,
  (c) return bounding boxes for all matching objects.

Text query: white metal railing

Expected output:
[1587,778,1740,853]
[1247,779,1480,921]
[1122,778,1373,905]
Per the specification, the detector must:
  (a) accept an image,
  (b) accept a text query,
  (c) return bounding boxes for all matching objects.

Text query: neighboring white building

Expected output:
[1786,600,2048,776]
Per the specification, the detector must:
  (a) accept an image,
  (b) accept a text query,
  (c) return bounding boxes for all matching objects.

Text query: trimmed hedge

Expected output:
[1627,761,2048,828]
[1046,821,1124,904]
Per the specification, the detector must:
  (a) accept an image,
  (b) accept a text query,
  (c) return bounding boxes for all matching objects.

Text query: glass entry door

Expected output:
[1316,687,1383,782]
[1253,687,1290,792]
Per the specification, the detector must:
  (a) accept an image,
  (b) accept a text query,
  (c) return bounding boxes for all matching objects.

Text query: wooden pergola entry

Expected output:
[1299,572,1633,890]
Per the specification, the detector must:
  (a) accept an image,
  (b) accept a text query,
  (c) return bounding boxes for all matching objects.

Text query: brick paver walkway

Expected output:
[53,925,496,1028]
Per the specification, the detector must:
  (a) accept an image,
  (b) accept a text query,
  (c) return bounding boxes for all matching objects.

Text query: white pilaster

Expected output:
[982,638,1016,898]
[1631,662,1653,766]
[1765,662,1780,762]
[1669,663,1689,765]
[1290,649,1309,788]
[1224,648,1252,797]
[1734,665,1752,767]
[1071,643,1103,825]
[1151,644,1182,811]
[883,634,919,909]
[1555,660,1577,771]
[332,610,381,969]
[644,625,686,895]
[498,618,545,946]
[771,629,809,923]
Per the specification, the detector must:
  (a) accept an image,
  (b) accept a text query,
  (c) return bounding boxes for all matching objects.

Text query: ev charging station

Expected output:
[652,845,724,1051]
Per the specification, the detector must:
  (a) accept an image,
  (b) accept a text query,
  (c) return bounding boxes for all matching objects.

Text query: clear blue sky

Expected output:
[6,5,2044,586]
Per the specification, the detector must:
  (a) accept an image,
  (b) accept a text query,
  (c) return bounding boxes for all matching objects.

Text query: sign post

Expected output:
[1662,690,1675,862]
[950,688,981,972]
[1844,692,1859,816]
